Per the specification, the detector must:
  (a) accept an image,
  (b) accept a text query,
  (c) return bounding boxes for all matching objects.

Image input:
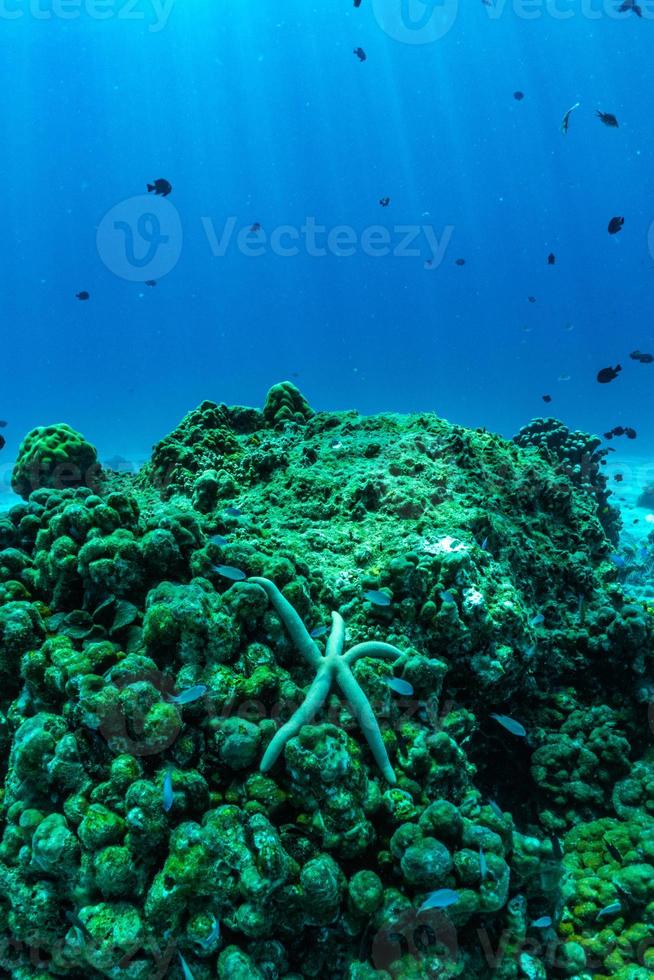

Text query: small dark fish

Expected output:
[210,534,228,547]
[597,364,621,384]
[630,350,654,363]
[364,589,391,607]
[561,102,580,134]
[596,901,622,921]
[604,425,635,439]
[547,253,556,265]
[551,835,563,860]
[76,291,90,301]
[178,952,196,980]
[455,258,466,266]
[163,769,174,812]
[213,564,247,582]
[354,0,362,5]
[488,799,503,819]
[419,889,459,912]
[479,846,488,881]
[196,915,221,949]
[604,837,622,862]
[490,713,527,736]
[513,90,524,101]
[596,110,619,128]
[65,911,93,941]
[608,216,624,235]
[250,222,262,233]
[145,279,157,287]
[224,505,242,517]
[354,47,367,62]
[618,0,641,14]
[165,685,207,705]
[527,295,536,303]
[310,625,328,638]
[614,473,623,483]
[379,196,390,207]
[531,916,552,929]
[0,420,7,427]
[387,677,414,696]
[542,394,552,403]
[147,178,172,197]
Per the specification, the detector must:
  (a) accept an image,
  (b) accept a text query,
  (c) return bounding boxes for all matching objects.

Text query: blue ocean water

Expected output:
[1,0,653,498]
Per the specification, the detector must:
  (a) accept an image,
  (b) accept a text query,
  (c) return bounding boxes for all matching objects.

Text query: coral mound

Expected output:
[11,423,101,500]
[0,387,651,979]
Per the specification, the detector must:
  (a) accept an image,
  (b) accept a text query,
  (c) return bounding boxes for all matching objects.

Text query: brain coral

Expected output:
[11,424,101,500]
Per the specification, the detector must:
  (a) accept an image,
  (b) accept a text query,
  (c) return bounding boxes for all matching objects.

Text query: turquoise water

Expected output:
[1,2,652,475]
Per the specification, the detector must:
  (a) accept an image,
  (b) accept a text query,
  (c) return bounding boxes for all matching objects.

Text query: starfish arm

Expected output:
[335,662,397,784]
[326,611,346,658]
[344,641,404,667]
[249,577,322,669]
[260,667,332,772]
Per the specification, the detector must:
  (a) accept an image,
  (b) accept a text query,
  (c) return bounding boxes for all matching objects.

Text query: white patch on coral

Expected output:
[422,535,468,556]
[463,587,485,609]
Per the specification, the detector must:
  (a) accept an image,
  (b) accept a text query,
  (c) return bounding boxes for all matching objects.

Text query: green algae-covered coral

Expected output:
[11,423,101,500]
[263,381,314,428]
[148,400,242,499]
[557,813,654,977]
[0,384,652,978]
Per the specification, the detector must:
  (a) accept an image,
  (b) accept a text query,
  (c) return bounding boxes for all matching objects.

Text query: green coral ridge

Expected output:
[0,384,652,978]
[11,423,101,500]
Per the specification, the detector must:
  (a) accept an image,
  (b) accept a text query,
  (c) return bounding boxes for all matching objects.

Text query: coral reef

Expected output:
[0,384,652,978]
[513,416,621,543]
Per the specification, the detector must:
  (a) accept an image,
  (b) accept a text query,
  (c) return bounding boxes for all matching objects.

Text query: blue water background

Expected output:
[1,0,652,500]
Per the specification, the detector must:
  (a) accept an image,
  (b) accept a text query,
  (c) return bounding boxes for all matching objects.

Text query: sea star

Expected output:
[250,576,404,784]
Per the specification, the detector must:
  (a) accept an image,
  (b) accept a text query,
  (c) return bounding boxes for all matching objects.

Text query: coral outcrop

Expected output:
[11,424,101,500]
[0,386,651,978]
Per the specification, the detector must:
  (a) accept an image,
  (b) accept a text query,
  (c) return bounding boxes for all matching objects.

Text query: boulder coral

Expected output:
[11,424,101,500]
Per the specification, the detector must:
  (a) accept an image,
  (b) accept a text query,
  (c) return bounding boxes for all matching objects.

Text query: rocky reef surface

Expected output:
[0,383,652,979]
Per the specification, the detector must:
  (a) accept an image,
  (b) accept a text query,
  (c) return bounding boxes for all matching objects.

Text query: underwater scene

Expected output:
[2,2,654,978]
